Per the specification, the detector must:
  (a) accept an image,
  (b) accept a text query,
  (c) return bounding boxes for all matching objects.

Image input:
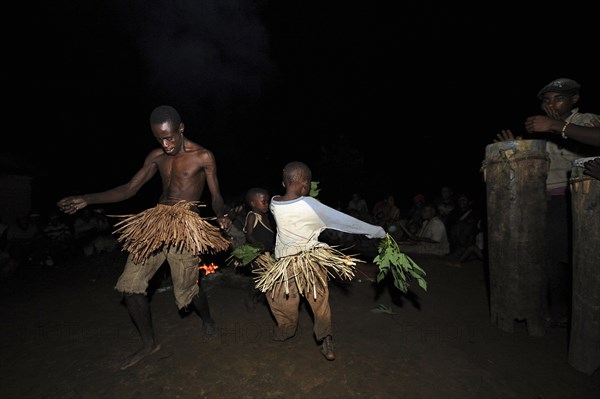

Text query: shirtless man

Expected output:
[57,105,232,370]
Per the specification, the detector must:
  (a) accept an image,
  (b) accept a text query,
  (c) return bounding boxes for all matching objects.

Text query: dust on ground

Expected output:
[1,250,599,399]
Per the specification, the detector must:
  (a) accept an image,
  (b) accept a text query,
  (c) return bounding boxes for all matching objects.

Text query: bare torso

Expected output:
[151,140,212,204]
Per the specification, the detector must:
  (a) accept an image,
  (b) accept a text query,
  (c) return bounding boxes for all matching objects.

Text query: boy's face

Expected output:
[251,192,270,213]
[299,178,311,196]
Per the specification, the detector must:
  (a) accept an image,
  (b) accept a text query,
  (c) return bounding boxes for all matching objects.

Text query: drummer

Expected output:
[494,78,599,328]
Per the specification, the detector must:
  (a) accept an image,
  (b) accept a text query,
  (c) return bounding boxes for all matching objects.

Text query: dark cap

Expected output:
[537,78,580,99]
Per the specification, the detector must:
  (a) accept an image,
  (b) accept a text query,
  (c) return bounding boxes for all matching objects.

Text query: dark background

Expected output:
[5,1,598,215]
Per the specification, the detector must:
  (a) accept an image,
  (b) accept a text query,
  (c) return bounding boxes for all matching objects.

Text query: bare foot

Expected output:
[120,343,162,370]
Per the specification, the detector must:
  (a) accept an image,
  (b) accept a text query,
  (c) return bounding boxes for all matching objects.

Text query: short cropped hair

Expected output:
[150,105,181,127]
[245,187,269,206]
[282,161,312,186]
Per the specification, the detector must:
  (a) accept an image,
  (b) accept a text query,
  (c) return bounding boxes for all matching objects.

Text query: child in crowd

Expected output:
[242,187,276,310]
[255,161,386,361]
[243,188,276,252]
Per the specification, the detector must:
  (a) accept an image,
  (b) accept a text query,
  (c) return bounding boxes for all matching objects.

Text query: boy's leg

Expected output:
[266,281,301,341]
[306,277,335,361]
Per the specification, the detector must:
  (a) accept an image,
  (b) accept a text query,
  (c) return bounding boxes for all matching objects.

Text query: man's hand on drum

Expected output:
[494,129,522,142]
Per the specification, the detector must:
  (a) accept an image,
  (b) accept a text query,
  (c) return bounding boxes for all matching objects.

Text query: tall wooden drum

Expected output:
[568,156,600,375]
[483,139,549,336]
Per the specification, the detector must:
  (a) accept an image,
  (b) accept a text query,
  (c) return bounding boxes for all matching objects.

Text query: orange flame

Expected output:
[198,262,219,275]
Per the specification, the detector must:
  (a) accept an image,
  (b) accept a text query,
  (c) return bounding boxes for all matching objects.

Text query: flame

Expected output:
[198,262,219,275]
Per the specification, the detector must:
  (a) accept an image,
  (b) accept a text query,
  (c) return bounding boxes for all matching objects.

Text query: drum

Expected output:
[482,139,549,336]
[568,156,600,375]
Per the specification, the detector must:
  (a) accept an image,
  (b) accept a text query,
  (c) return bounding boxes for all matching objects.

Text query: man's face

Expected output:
[540,91,577,116]
[152,122,183,155]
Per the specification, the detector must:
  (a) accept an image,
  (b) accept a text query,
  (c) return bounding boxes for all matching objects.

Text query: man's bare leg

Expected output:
[192,287,217,337]
[120,293,161,370]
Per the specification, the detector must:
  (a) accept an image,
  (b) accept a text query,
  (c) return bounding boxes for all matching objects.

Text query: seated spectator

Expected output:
[399,193,426,236]
[446,192,480,257]
[347,192,371,222]
[4,212,45,272]
[397,203,450,257]
[372,193,401,233]
[458,220,485,263]
[73,208,118,256]
[90,209,119,254]
[42,211,75,266]
[433,186,457,228]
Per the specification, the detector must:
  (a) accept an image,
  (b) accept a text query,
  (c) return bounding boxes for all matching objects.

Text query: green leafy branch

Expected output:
[373,233,427,293]
[226,243,263,267]
[310,181,321,198]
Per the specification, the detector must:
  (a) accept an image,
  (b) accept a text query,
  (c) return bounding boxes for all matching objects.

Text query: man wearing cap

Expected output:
[524,78,600,146]
[496,77,599,328]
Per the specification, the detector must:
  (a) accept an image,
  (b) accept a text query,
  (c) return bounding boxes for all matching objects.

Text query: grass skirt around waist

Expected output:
[253,246,364,299]
[110,200,230,264]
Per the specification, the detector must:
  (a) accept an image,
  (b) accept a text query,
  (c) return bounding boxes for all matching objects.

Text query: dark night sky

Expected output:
[7,1,598,215]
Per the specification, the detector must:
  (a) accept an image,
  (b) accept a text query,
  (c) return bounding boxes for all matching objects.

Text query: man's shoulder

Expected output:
[186,145,215,162]
[572,112,600,125]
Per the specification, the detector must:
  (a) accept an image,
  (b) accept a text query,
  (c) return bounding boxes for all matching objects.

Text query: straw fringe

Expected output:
[253,246,364,299]
[110,201,230,264]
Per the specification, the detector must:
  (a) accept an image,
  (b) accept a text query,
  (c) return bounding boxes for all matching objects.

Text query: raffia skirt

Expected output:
[253,246,364,300]
[110,200,230,265]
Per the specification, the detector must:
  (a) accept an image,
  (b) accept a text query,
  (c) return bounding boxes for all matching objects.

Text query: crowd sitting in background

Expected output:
[445,192,481,257]
[396,203,450,257]
[3,213,45,274]
[73,208,119,257]
[372,193,401,233]
[433,186,456,229]
[42,211,76,266]
[1,207,122,279]
[399,193,426,237]
[347,192,371,222]
[457,220,484,263]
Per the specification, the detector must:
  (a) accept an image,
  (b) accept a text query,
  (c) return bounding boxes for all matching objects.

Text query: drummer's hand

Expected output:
[525,115,561,134]
[583,158,600,181]
[494,129,521,142]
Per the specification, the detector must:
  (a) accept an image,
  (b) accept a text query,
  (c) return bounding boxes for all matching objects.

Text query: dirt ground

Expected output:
[1,249,599,399]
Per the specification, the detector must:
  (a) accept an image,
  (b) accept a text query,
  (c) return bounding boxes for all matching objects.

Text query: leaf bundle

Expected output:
[226,243,264,267]
[373,233,427,293]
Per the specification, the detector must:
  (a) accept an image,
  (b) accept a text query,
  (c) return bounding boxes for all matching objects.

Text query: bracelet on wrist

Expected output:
[561,122,569,139]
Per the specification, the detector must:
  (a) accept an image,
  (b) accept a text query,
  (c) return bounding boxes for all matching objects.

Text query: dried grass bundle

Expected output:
[253,246,364,299]
[110,201,230,264]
